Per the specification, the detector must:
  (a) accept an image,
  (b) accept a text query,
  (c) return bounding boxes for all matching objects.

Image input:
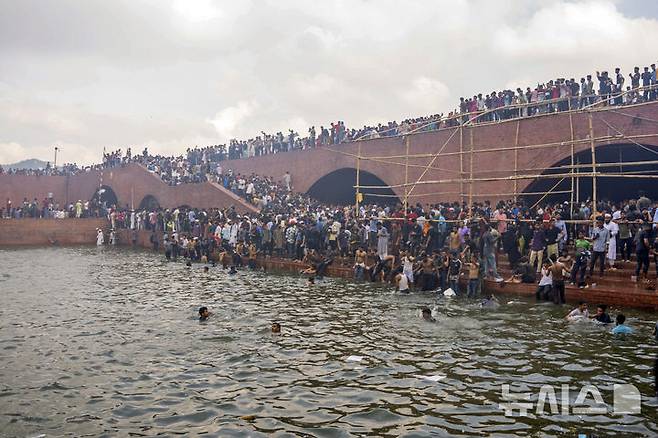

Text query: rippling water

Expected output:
[1,247,658,437]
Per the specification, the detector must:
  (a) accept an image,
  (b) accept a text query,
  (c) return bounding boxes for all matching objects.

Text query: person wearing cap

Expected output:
[604,213,619,271]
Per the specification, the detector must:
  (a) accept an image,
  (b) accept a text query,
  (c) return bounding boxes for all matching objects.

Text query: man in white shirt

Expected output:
[566,301,589,321]
[604,214,619,270]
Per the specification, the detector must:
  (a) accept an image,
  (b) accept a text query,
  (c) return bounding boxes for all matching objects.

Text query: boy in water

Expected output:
[566,301,588,320]
[395,272,410,293]
[199,306,212,321]
[612,314,633,334]
[466,253,480,298]
[549,254,570,305]
[272,322,281,333]
[592,304,612,324]
[448,251,463,295]
[421,307,436,322]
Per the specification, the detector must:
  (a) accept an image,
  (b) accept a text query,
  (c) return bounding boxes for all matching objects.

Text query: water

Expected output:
[1,247,658,437]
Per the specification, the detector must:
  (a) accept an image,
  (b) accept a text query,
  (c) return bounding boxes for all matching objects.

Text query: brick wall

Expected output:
[0,218,108,246]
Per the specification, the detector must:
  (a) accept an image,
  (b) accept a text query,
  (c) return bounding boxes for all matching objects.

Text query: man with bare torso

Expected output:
[549,254,571,305]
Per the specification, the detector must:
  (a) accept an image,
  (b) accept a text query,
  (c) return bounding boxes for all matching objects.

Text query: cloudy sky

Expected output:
[1,0,658,165]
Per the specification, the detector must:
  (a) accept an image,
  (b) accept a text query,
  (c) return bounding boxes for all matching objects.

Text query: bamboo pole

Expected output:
[462,189,573,198]
[405,126,461,198]
[575,157,580,206]
[588,111,597,211]
[469,126,474,205]
[404,136,409,214]
[568,98,575,218]
[513,120,520,201]
[459,124,464,204]
[355,142,361,214]
[530,178,566,210]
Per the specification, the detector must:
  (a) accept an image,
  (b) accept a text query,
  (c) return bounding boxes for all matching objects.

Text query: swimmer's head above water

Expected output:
[421,307,435,322]
[272,322,281,333]
[199,306,211,321]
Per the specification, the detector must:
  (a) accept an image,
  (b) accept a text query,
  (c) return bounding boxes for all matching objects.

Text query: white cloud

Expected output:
[400,77,451,114]
[206,100,260,141]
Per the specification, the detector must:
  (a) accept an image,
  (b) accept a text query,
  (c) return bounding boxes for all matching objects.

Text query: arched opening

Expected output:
[138,195,160,211]
[91,185,119,209]
[523,143,658,205]
[307,168,400,205]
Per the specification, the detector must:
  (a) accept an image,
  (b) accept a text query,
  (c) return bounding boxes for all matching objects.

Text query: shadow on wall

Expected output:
[306,168,399,205]
[522,143,658,205]
[138,195,160,211]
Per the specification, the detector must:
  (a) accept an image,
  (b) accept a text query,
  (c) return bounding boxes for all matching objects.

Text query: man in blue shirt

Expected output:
[612,314,633,335]
[589,218,610,277]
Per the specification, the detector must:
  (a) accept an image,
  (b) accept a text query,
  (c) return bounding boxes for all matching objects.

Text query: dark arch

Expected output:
[523,143,658,205]
[91,185,118,208]
[307,168,400,205]
[138,195,160,211]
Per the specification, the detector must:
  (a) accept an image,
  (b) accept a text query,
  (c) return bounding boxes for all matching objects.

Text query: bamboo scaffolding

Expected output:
[531,178,566,210]
[342,96,658,205]
[355,171,658,190]
[333,132,658,161]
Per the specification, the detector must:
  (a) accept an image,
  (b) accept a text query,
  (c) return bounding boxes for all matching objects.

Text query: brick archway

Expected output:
[522,142,658,204]
[138,194,160,210]
[306,168,400,205]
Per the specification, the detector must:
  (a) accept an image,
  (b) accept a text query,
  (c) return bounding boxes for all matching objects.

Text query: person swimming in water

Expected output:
[592,304,612,324]
[480,294,500,308]
[612,314,633,334]
[307,276,315,285]
[203,266,209,273]
[199,306,212,321]
[421,307,436,322]
[566,301,589,321]
[271,322,281,333]
[228,266,238,275]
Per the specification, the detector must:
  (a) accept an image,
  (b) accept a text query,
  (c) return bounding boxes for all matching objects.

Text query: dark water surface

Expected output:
[1,246,658,437]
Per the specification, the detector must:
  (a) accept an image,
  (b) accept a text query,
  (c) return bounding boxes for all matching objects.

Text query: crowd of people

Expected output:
[54,162,656,304]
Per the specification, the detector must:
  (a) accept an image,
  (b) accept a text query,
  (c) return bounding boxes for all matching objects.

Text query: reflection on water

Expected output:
[1,246,658,437]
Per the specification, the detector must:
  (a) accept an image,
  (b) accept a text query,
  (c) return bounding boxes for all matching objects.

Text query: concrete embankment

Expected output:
[0,218,108,246]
